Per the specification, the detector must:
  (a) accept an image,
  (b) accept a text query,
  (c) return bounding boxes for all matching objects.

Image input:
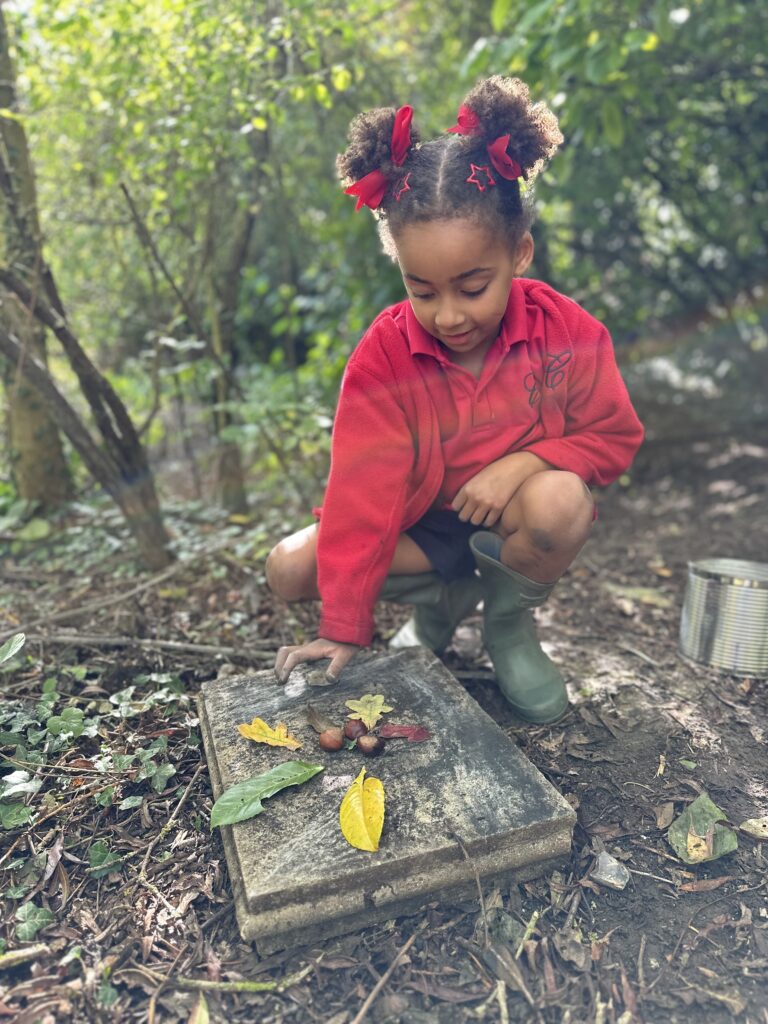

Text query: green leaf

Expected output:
[668,793,738,864]
[118,795,144,810]
[600,98,624,148]
[210,761,324,828]
[87,840,123,878]
[490,0,513,32]
[0,634,25,665]
[151,763,176,792]
[16,518,52,542]
[0,803,33,830]
[15,903,54,941]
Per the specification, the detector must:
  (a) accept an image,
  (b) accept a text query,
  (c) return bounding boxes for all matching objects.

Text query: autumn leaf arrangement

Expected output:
[210,694,430,853]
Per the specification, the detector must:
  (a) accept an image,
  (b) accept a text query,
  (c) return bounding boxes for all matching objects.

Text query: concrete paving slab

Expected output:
[199,647,575,952]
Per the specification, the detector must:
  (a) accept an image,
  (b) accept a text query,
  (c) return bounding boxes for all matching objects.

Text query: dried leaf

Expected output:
[339,768,384,852]
[678,876,735,893]
[305,704,338,735]
[210,761,323,828]
[655,802,676,829]
[187,993,209,1024]
[378,723,431,742]
[237,717,301,750]
[739,816,768,840]
[345,694,393,731]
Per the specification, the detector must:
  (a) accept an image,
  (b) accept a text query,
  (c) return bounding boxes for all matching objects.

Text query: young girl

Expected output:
[266,76,643,723]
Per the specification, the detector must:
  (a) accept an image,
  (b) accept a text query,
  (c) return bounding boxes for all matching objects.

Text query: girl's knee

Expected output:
[266,539,316,602]
[502,470,594,546]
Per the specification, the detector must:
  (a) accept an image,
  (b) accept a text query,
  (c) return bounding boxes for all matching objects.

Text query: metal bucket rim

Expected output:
[687,558,768,588]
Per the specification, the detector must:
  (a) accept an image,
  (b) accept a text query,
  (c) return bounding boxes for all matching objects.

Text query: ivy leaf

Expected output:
[237,717,301,750]
[378,723,431,743]
[339,768,385,852]
[210,761,323,828]
[1,803,33,829]
[15,903,54,941]
[87,840,123,878]
[0,633,25,665]
[668,793,738,864]
[345,694,393,731]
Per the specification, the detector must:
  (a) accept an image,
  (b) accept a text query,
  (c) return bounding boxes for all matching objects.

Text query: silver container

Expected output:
[679,558,768,677]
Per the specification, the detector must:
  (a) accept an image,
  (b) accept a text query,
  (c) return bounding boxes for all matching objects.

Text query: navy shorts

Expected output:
[405,509,482,583]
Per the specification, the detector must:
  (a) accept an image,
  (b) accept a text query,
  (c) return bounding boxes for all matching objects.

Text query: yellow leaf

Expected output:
[686,827,712,863]
[340,768,385,852]
[345,694,393,730]
[238,717,301,750]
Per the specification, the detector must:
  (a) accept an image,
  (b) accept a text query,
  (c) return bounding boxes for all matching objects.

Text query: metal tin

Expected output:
[679,558,768,677]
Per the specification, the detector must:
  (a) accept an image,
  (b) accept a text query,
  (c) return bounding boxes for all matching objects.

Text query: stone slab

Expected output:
[199,647,575,953]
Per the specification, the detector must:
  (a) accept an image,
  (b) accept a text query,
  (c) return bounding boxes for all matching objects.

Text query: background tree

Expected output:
[0,12,72,509]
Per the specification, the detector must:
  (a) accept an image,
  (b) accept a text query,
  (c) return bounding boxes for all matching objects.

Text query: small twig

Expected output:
[627,868,678,885]
[24,632,273,660]
[134,763,205,890]
[496,978,510,1024]
[638,934,647,989]
[0,944,50,969]
[350,919,427,1024]
[141,961,314,993]
[514,909,540,960]
[452,832,489,949]
[617,644,660,667]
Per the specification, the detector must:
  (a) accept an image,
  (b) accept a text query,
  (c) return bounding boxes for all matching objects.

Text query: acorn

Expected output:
[318,727,344,752]
[356,734,384,757]
[344,719,368,740]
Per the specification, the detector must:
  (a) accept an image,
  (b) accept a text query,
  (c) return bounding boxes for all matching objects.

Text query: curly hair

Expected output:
[337,76,563,256]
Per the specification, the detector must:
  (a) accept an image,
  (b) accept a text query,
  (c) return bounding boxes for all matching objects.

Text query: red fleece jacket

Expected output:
[316,278,643,645]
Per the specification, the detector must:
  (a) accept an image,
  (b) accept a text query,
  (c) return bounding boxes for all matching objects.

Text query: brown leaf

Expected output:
[378,723,431,742]
[678,876,735,893]
[655,802,676,829]
[305,703,338,735]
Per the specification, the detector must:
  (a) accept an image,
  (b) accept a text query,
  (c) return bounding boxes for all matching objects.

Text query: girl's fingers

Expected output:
[275,644,325,684]
[326,646,356,682]
[275,645,299,679]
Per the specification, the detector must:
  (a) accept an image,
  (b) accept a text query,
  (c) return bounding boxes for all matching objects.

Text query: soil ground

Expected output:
[1,422,767,1023]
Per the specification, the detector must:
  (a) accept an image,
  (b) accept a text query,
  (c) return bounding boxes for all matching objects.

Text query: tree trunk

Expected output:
[0,13,72,507]
[0,11,172,569]
[0,323,171,569]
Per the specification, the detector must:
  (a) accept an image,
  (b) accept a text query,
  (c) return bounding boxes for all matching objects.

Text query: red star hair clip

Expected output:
[466,164,496,192]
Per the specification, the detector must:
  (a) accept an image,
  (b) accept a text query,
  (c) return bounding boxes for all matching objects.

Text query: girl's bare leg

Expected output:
[266,523,432,602]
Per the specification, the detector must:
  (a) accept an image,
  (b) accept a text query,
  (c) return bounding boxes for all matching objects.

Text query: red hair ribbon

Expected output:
[447,105,524,183]
[344,104,414,211]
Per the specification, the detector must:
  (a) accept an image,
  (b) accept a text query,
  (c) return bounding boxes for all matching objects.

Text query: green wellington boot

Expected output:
[378,572,483,655]
[469,531,569,723]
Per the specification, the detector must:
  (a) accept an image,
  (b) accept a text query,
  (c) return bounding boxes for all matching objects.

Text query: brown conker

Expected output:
[356,734,384,757]
[318,727,344,752]
[344,719,368,740]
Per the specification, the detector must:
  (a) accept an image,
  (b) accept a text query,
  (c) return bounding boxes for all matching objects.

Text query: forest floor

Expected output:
[1,415,768,1023]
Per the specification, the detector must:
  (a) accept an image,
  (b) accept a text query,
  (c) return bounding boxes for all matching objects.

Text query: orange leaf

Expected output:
[237,717,301,750]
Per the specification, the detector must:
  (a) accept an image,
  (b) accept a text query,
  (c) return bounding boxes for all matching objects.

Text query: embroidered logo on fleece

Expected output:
[524,351,572,407]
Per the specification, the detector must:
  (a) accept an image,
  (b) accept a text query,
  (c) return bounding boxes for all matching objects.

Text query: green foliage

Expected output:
[466,0,768,334]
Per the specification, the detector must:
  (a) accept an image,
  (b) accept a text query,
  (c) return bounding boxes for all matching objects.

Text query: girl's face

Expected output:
[394,218,533,364]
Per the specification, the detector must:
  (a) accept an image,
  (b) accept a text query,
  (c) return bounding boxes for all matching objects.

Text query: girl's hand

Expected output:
[274,637,360,685]
[452,452,551,527]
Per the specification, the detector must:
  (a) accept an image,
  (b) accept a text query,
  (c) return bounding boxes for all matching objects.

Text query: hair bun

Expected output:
[337,107,420,188]
[458,76,562,181]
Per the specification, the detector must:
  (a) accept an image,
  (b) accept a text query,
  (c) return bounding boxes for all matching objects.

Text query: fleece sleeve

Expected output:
[523,321,644,486]
[316,359,415,646]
